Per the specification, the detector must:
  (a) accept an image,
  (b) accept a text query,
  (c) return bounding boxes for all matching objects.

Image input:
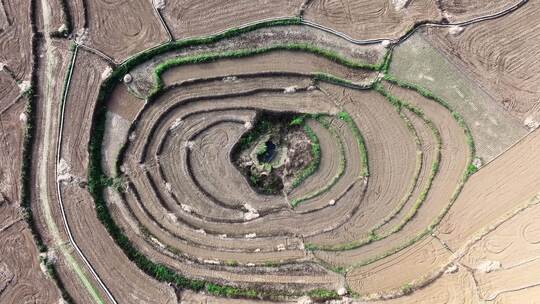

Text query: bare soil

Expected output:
[161,0,304,39]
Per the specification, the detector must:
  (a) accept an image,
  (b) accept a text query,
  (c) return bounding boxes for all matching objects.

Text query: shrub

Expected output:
[307,289,339,302]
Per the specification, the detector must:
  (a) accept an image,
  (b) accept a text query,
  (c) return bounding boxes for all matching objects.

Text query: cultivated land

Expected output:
[1,0,539,303]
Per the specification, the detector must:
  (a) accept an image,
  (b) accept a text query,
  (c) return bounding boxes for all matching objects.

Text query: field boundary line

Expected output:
[73,0,529,68]
[55,44,118,304]
[77,43,116,66]
[151,2,173,42]
[480,128,539,170]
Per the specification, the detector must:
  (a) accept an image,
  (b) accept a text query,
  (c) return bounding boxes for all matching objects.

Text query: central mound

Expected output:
[233,112,316,195]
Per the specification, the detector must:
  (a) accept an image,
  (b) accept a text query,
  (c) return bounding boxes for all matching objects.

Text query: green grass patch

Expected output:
[466,164,478,176]
[307,289,339,302]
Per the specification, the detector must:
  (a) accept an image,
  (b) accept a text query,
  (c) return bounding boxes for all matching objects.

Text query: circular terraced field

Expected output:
[82,20,477,301]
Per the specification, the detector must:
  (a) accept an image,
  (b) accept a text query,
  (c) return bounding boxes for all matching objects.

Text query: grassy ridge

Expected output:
[383,75,476,164]
[20,91,48,252]
[291,120,321,189]
[87,22,343,300]
[152,43,379,95]
[84,15,476,298]
[306,89,441,251]
[306,80,476,273]
[290,115,346,207]
[336,111,369,177]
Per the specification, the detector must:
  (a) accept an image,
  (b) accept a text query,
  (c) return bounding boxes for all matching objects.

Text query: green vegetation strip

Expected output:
[336,111,369,177]
[345,78,475,271]
[290,115,346,207]
[89,22,350,300]
[291,118,321,189]
[152,43,379,95]
[370,112,423,232]
[306,87,441,251]
[86,18,473,297]
[383,75,476,162]
[40,256,75,303]
[20,89,48,252]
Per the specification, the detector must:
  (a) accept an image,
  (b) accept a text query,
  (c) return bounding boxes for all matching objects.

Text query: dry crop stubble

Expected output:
[160,0,304,39]
[85,0,168,61]
[8,0,538,300]
[303,0,440,40]
[439,0,524,23]
[424,1,540,131]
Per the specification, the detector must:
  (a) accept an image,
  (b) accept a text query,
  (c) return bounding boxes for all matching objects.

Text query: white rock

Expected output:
[58,159,69,175]
[123,73,133,84]
[18,80,31,93]
[244,121,252,129]
[165,182,172,192]
[328,199,336,206]
[39,260,48,275]
[337,287,348,296]
[524,116,540,131]
[75,28,88,44]
[284,86,297,94]
[222,76,237,82]
[180,203,192,213]
[219,234,227,239]
[185,141,194,149]
[170,118,182,130]
[297,296,313,304]
[245,233,256,239]
[195,229,206,235]
[246,263,256,267]
[448,25,464,36]
[0,62,5,71]
[19,112,28,123]
[153,0,165,9]
[445,264,459,274]
[203,259,220,265]
[167,213,177,223]
[58,24,68,34]
[243,203,257,213]
[244,211,260,221]
[392,0,409,10]
[101,66,112,80]
[476,260,501,273]
[277,244,286,251]
[57,174,72,183]
[254,248,261,252]
[57,159,74,183]
[150,237,165,249]
[381,39,391,48]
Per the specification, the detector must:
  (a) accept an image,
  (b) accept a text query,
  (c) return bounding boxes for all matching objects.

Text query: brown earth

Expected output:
[0,104,60,304]
[440,0,523,23]
[424,1,540,132]
[0,0,61,302]
[161,0,304,39]
[10,0,540,302]
[84,0,169,61]
[0,0,32,81]
[303,0,441,40]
